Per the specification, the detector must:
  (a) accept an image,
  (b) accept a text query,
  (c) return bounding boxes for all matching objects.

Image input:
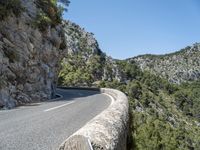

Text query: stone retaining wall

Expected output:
[59,88,129,150]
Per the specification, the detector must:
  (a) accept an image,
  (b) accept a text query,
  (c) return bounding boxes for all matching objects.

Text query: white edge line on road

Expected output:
[102,93,115,105]
[58,91,115,149]
[88,138,94,150]
[44,101,75,112]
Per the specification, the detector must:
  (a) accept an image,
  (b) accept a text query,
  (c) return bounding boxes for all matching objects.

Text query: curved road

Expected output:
[0,88,111,150]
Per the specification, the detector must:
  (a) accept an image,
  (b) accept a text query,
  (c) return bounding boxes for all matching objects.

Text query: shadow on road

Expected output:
[0,88,102,110]
[48,88,101,102]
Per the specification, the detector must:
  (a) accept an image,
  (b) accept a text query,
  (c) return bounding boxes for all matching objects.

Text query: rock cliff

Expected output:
[132,43,200,84]
[0,0,67,108]
[59,21,123,86]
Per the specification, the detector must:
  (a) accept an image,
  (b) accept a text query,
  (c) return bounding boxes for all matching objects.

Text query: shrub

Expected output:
[35,11,52,31]
[127,81,142,99]
[35,0,64,28]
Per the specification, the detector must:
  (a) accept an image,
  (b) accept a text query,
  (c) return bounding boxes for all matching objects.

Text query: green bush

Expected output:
[35,0,64,31]
[127,81,142,99]
[35,12,52,31]
[0,0,25,20]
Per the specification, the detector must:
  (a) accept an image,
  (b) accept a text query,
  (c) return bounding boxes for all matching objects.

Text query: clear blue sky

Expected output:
[63,0,200,59]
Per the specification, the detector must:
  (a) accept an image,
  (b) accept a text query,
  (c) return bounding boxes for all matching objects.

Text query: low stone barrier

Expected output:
[59,135,93,150]
[58,88,129,150]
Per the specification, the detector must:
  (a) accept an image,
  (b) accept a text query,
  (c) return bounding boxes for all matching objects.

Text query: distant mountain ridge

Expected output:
[131,43,200,84]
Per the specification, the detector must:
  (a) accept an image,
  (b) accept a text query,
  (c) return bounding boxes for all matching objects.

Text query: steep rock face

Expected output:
[132,43,200,84]
[63,21,101,55]
[0,0,67,108]
[59,21,123,86]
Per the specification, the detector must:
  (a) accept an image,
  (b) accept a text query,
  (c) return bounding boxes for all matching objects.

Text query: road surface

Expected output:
[0,88,111,150]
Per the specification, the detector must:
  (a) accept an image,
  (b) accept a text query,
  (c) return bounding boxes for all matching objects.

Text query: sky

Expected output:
[63,0,200,59]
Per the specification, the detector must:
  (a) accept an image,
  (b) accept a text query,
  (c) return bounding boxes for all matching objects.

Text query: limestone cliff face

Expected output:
[63,21,101,55]
[0,0,67,108]
[132,43,200,84]
[59,21,123,86]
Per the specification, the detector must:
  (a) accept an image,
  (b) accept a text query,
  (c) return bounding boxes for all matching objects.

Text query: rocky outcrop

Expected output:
[63,21,101,55]
[0,0,67,108]
[59,21,123,85]
[132,43,200,84]
[59,88,129,150]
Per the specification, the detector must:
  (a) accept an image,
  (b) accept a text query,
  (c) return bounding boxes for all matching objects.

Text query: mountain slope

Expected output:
[1,1,200,149]
[132,43,200,84]
[58,21,200,149]
[58,21,123,86]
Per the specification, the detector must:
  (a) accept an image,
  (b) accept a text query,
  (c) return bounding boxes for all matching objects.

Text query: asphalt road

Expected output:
[0,88,111,150]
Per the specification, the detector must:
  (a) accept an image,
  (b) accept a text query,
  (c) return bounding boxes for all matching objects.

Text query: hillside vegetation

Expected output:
[116,61,200,149]
[58,22,200,149]
[59,55,200,149]
[1,0,200,149]
[59,21,123,86]
[132,43,200,84]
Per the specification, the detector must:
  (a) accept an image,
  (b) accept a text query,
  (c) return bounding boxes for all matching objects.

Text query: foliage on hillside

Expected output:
[59,21,122,86]
[58,48,106,86]
[174,81,200,120]
[0,0,70,32]
[59,53,200,149]
[101,60,200,150]
[35,0,70,31]
[132,43,200,84]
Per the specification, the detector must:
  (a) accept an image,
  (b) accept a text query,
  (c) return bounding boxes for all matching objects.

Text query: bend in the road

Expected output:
[0,89,111,150]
